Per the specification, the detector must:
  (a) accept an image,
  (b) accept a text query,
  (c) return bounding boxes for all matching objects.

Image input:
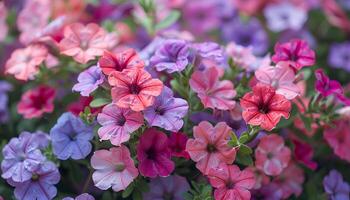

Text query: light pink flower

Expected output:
[255,134,291,176]
[97,103,143,146]
[0,2,8,42]
[186,121,237,175]
[324,120,350,162]
[274,163,305,199]
[59,23,108,64]
[255,61,300,100]
[91,146,139,192]
[190,67,236,110]
[208,163,256,200]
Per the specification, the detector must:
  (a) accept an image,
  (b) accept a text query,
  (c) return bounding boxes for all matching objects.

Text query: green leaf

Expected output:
[89,98,110,108]
[155,10,181,30]
[239,144,252,155]
[238,133,249,144]
[236,151,253,166]
[132,190,143,200]
[122,183,134,198]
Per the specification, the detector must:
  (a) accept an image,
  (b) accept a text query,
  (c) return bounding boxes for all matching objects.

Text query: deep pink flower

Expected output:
[91,146,139,192]
[274,163,305,199]
[272,39,315,71]
[168,132,190,159]
[67,96,101,116]
[208,163,256,200]
[186,121,237,175]
[137,128,174,178]
[255,134,291,176]
[315,69,343,97]
[292,139,317,170]
[190,67,236,110]
[17,85,56,119]
[324,120,350,162]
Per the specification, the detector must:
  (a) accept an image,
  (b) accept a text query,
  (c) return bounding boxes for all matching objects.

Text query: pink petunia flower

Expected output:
[274,163,305,199]
[292,138,318,170]
[208,163,256,200]
[59,23,108,64]
[97,103,143,146]
[272,39,315,71]
[17,85,56,119]
[109,68,163,111]
[240,84,292,131]
[255,61,300,100]
[255,134,291,176]
[137,128,174,177]
[167,132,190,159]
[189,67,236,110]
[5,44,48,81]
[324,120,350,162]
[186,121,237,175]
[315,69,343,97]
[91,146,138,192]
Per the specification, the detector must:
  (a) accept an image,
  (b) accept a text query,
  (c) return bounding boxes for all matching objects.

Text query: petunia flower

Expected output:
[17,85,56,119]
[274,163,304,199]
[192,42,224,64]
[186,121,237,175]
[255,134,291,176]
[168,132,190,159]
[97,103,143,146]
[323,170,350,200]
[315,69,343,97]
[50,112,94,160]
[240,83,291,131]
[190,67,236,110]
[292,139,318,170]
[137,128,174,177]
[324,120,350,162]
[59,23,108,64]
[255,61,300,100]
[91,146,139,192]
[63,193,95,200]
[208,163,256,200]
[72,65,105,96]
[5,44,48,81]
[144,86,188,132]
[109,68,163,111]
[272,39,315,71]
[328,42,350,72]
[98,49,144,76]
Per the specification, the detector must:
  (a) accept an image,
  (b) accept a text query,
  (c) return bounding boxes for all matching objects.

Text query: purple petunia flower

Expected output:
[143,175,190,200]
[72,65,105,96]
[63,193,95,200]
[50,112,94,160]
[144,86,188,132]
[150,39,191,73]
[1,131,49,183]
[9,161,60,200]
[192,42,224,64]
[328,42,350,72]
[323,170,350,200]
[0,81,12,123]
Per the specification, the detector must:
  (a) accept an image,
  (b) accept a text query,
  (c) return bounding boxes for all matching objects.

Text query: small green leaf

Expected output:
[132,190,143,200]
[122,183,134,198]
[239,144,252,155]
[155,10,181,30]
[89,98,110,108]
[238,133,249,144]
[236,152,253,166]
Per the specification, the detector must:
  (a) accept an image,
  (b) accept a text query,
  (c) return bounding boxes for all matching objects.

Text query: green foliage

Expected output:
[184,181,214,200]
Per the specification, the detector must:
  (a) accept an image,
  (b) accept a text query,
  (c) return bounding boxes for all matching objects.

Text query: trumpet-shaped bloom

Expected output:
[240,84,291,131]
[186,121,237,175]
[72,65,105,96]
[190,67,236,110]
[323,170,350,200]
[97,103,143,146]
[91,146,139,192]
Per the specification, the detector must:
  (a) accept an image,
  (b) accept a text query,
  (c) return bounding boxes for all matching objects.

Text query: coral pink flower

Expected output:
[17,85,56,119]
[255,134,291,176]
[136,128,174,178]
[240,84,291,131]
[109,68,163,111]
[186,121,237,175]
[189,67,236,110]
[98,49,144,75]
[97,103,143,146]
[59,23,108,64]
[272,39,315,71]
[255,61,300,100]
[168,132,190,159]
[274,163,305,199]
[91,145,139,192]
[5,45,48,81]
[324,120,350,162]
[208,163,256,200]
[292,138,317,170]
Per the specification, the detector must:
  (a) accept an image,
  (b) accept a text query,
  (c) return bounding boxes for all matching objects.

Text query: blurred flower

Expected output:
[339,0,350,10]
[253,182,284,200]
[91,146,138,192]
[168,132,190,159]
[323,0,350,33]
[274,163,304,199]
[264,2,307,32]
[315,69,343,97]
[98,49,144,76]
[292,139,317,170]
[17,85,56,119]
[232,0,272,15]
[278,29,316,48]
[72,65,105,96]
[272,39,315,71]
[323,170,350,200]
[50,112,94,160]
[143,175,190,200]
[248,166,270,190]
[186,121,237,175]
[137,128,174,177]
[109,68,163,111]
[240,84,291,131]
[0,81,12,123]
[190,67,236,110]
[63,193,95,200]
[192,42,224,64]
[5,44,48,81]
[97,103,143,146]
[150,39,191,73]
[67,96,101,116]
[255,61,300,100]
[324,120,350,162]
[208,163,255,200]
[0,2,8,42]
[328,42,350,72]
[144,86,188,132]
[59,23,108,64]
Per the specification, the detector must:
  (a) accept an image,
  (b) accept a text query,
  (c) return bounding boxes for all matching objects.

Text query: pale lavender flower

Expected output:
[192,42,224,64]
[72,65,105,96]
[323,170,350,200]
[328,42,350,72]
[63,193,95,200]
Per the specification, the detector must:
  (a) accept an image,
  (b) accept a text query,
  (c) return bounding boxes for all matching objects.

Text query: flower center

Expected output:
[129,84,141,94]
[259,105,269,114]
[267,152,274,159]
[146,148,157,160]
[163,192,174,200]
[206,144,217,153]
[116,115,126,126]
[115,163,126,172]
[69,132,78,141]
[155,107,166,115]
[80,41,89,50]
[31,174,39,181]
[226,181,235,189]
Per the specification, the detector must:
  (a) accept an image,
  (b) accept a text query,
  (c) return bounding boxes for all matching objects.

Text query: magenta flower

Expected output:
[97,103,144,146]
[137,128,174,178]
[315,69,343,97]
[72,65,105,97]
[91,146,139,192]
[168,132,190,159]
